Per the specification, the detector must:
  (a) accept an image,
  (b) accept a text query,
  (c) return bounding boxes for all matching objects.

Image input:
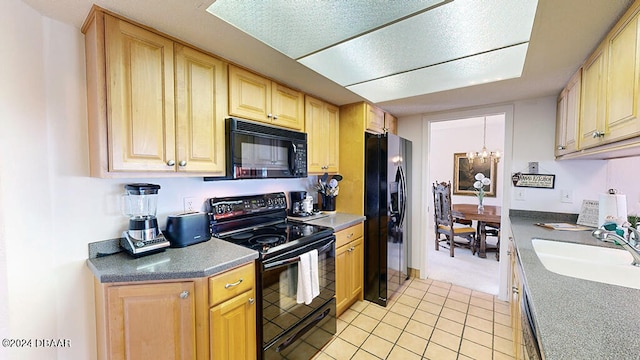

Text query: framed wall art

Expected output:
[453,152,497,197]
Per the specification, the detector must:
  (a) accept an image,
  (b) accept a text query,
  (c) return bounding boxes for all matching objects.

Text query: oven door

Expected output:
[229,130,306,179]
[261,236,336,349]
[264,298,336,360]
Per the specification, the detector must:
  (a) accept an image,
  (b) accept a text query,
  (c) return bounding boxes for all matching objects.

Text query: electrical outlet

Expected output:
[183,197,196,213]
[515,189,526,201]
[561,190,574,203]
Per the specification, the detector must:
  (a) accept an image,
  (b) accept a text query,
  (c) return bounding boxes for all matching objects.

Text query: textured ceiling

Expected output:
[20,0,635,117]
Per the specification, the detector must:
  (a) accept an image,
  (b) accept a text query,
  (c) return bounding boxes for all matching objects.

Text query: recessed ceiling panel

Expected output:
[206,0,446,59]
[299,0,537,86]
[346,43,529,103]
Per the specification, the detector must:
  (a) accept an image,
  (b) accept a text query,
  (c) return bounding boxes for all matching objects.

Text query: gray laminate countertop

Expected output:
[289,212,365,231]
[86,237,258,283]
[510,211,640,360]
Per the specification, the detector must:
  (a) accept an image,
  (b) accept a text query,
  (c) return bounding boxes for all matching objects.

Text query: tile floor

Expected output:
[312,277,514,360]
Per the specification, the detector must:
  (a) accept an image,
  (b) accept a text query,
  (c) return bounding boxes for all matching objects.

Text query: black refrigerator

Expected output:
[364,132,411,307]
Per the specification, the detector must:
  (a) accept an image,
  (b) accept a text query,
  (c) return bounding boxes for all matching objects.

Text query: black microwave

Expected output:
[206,117,307,180]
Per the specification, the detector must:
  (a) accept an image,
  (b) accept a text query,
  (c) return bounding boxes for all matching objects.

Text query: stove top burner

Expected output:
[252,234,285,245]
[213,220,333,258]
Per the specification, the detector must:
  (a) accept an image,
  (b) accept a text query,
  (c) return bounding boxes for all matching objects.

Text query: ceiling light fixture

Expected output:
[467,117,501,163]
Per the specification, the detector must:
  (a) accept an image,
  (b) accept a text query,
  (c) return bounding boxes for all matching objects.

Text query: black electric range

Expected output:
[208,192,337,360]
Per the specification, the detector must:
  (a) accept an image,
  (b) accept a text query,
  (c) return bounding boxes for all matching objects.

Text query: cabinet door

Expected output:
[336,236,364,316]
[106,282,196,360]
[555,90,568,156]
[325,103,340,173]
[306,96,327,173]
[175,44,227,174]
[384,112,398,135]
[209,289,256,360]
[606,10,640,142]
[335,243,350,316]
[349,237,364,301]
[229,65,271,122]
[105,15,176,172]
[556,70,581,156]
[565,72,581,153]
[366,104,385,134]
[580,44,607,149]
[272,83,304,130]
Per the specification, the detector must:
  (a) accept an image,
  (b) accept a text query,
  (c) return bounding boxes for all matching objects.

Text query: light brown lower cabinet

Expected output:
[335,223,364,316]
[93,262,256,360]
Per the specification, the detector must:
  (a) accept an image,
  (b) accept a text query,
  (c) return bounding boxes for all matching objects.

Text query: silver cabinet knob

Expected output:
[167,160,176,166]
[249,298,255,305]
[178,160,187,167]
[512,286,519,294]
[557,145,566,150]
[179,291,189,299]
[592,131,605,138]
[273,114,278,120]
[267,113,273,119]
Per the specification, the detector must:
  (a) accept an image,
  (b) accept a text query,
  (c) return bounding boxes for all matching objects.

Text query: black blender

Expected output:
[120,183,170,257]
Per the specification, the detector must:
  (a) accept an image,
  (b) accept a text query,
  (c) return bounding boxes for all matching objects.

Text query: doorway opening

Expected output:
[425,114,505,295]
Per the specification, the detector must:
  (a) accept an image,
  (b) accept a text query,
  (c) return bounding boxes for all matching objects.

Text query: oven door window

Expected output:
[261,245,335,347]
[232,133,294,178]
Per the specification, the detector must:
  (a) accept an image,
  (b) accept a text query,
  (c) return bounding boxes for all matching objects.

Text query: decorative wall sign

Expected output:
[511,172,555,189]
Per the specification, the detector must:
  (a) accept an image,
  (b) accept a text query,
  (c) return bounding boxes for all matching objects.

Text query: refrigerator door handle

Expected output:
[398,165,408,227]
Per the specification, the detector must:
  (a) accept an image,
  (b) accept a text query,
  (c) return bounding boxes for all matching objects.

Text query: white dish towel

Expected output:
[296,249,320,305]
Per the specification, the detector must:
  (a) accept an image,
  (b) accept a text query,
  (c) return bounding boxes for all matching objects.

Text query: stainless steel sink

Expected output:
[531,239,640,289]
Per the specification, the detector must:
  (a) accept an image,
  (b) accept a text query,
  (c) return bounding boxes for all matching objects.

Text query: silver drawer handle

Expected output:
[179,290,189,299]
[225,278,243,289]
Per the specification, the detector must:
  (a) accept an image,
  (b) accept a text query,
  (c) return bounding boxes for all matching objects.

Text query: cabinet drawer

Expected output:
[335,223,364,248]
[209,263,255,307]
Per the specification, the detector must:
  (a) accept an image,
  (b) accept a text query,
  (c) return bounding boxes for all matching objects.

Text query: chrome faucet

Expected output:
[628,227,640,247]
[592,228,640,267]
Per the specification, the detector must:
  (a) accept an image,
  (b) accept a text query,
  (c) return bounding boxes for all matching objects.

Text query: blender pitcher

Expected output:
[120,183,169,257]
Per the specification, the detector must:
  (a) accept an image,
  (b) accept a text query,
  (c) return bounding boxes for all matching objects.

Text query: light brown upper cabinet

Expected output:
[604,6,640,143]
[560,0,640,159]
[174,45,228,175]
[305,95,339,174]
[365,104,385,134]
[384,113,398,135]
[579,43,607,150]
[229,65,304,131]
[365,103,397,135]
[82,7,227,177]
[555,70,581,156]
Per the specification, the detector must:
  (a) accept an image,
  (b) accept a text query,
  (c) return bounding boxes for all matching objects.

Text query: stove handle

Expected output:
[263,238,335,270]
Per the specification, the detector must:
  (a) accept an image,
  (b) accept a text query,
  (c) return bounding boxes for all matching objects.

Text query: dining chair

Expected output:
[432,181,476,257]
[481,222,501,261]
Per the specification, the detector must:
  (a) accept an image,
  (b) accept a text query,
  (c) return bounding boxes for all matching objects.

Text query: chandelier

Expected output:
[467,117,502,163]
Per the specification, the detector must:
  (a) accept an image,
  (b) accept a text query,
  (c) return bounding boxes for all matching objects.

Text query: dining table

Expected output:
[451,204,502,259]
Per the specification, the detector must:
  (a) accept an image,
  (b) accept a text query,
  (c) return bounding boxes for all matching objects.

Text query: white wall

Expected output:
[0,2,315,359]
